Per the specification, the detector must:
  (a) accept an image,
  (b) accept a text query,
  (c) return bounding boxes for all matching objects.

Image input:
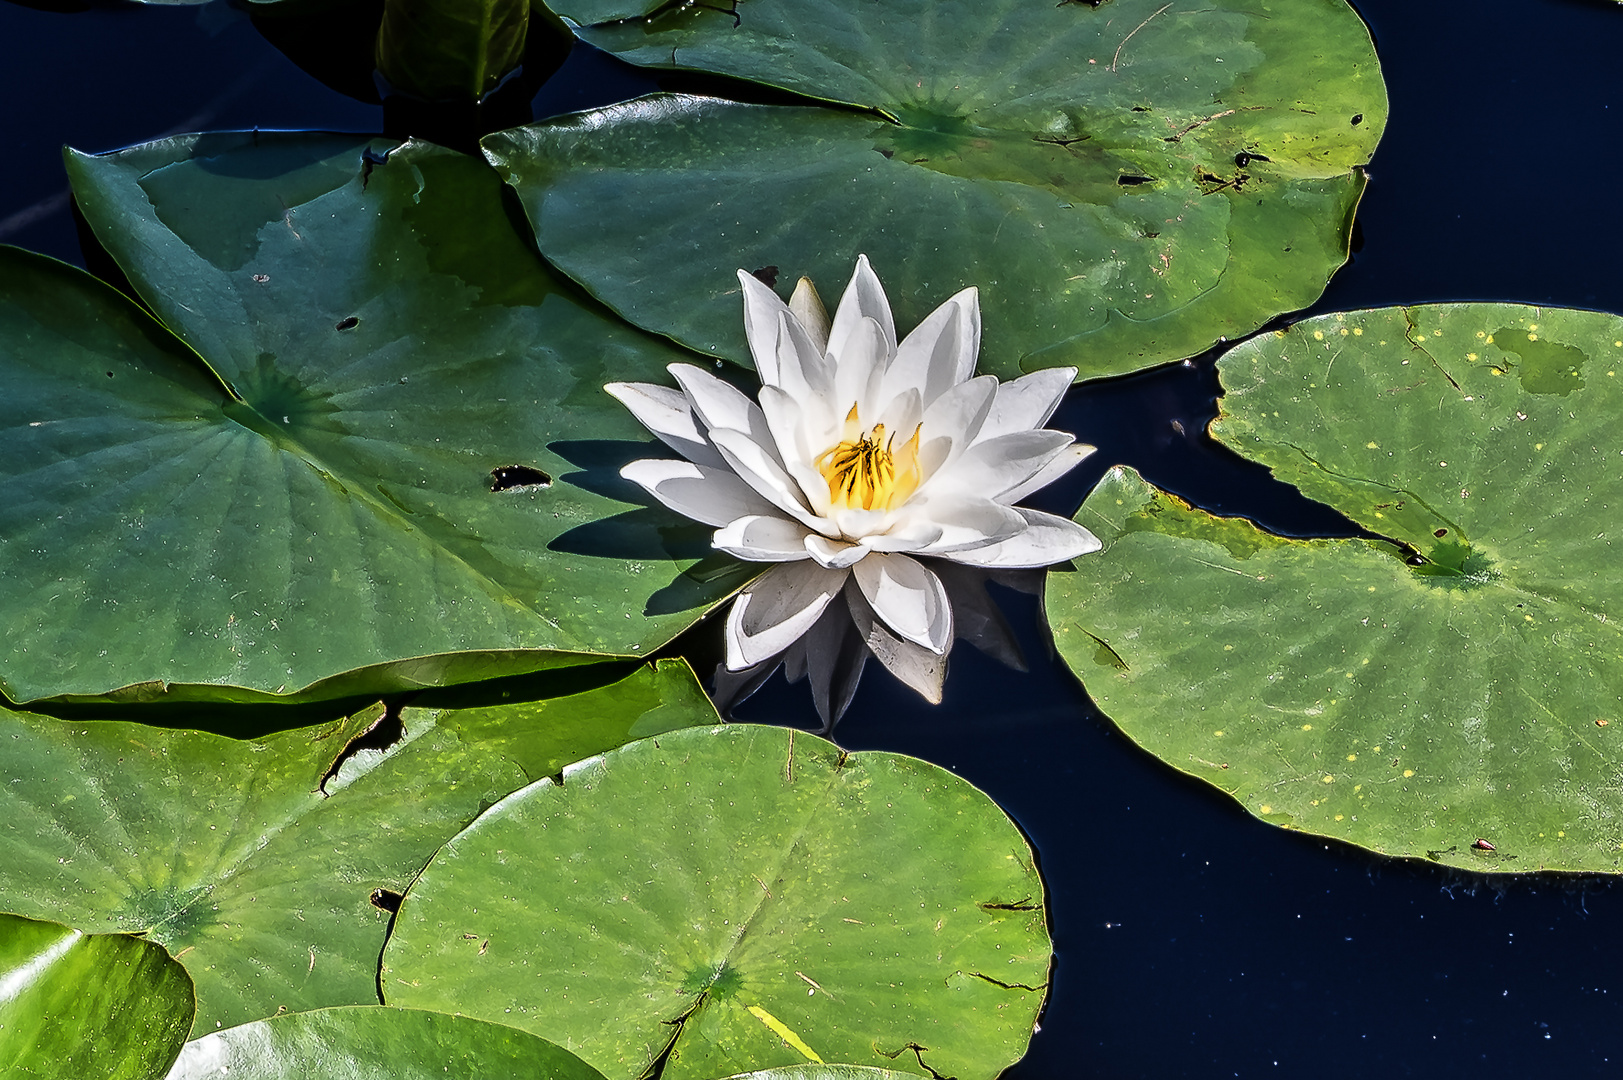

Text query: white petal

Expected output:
[845,578,946,703]
[826,254,896,365]
[620,458,779,527]
[707,426,825,530]
[977,367,1075,440]
[758,385,833,514]
[902,494,1026,554]
[999,442,1095,505]
[859,517,943,552]
[943,507,1103,568]
[833,316,890,419]
[943,429,1077,502]
[667,363,765,439]
[737,270,793,387]
[914,375,999,481]
[726,561,847,670]
[805,533,869,568]
[605,382,728,470]
[852,552,952,654]
[884,286,979,407]
[772,310,836,414]
[789,276,831,355]
[713,514,814,562]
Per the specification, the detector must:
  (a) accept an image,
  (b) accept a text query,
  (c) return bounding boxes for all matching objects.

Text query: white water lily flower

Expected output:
[607,256,1100,718]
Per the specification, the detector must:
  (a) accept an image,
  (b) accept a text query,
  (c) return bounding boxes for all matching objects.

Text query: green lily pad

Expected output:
[1048,303,1623,873]
[164,1006,607,1080]
[718,1071,916,1080]
[489,0,1385,379]
[0,912,192,1079]
[376,0,529,101]
[383,724,1049,1080]
[0,660,717,1032]
[0,133,745,705]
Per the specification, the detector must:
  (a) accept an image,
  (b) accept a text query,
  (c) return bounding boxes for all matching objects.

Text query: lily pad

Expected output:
[1048,303,1623,873]
[383,724,1049,1080]
[0,132,745,705]
[164,1006,607,1080]
[0,912,193,1079]
[488,0,1385,379]
[0,659,717,1032]
[718,1071,916,1080]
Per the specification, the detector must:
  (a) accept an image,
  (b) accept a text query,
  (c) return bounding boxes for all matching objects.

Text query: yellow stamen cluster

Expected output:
[815,404,921,512]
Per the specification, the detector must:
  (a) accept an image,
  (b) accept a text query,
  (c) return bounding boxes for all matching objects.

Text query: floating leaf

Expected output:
[164,1006,607,1080]
[490,0,1385,379]
[716,1070,917,1080]
[0,912,193,1079]
[1049,303,1623,873]
[376,0,529,101]
[0,660,717,1032]
[384,724,1049,1080]
[0,133,744,705]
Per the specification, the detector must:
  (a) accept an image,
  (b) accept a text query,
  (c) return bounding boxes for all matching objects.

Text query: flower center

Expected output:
[815,404,921,512]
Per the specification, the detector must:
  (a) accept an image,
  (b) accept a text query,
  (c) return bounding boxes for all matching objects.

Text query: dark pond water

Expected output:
[4,0,1623,1075]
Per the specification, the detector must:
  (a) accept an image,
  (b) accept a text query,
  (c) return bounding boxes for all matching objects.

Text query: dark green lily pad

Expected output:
[490,0,1384,379]
[0,133,746,705]
[0,660,717,1032]
[384,724,1049,1080]
[1049,304,1623,873]
[164,1006,607,1080]
[0,913,193,1079]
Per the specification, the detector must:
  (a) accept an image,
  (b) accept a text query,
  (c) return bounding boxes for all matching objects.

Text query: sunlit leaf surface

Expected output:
[0,912,193,1079]
[0,661,717,1032]
[493,0,1385,379]
[164,1006,607,1080]
[384,724,1049,1080]
[0,134,744,704]
[1050,304,1623,873]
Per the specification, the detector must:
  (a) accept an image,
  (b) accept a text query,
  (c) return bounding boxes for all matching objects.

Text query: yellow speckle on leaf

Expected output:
[1352,327,1363,336]
[1302,724,1313,731]
[1559,831,1566,838]
[1535,443,1544,451]
[1224,644,1234,650]
[1313,330,1324,340]
[1403,769,1414,778]
[1485,334,1494,344]
[1528,333,1539,341]
[1366,441,1379,449]
[1260,804,1273,814]
[1215,730,1225,737]
[1340,328,1349,336]
[1346,754,1357,761]
[1476,331,1485,338]
[1467,352,1479,361]
[1322,774,1334,784]
[1334,814,1344,821]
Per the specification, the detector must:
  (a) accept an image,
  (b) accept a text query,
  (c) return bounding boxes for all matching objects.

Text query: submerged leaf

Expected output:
[376,0,529,101]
